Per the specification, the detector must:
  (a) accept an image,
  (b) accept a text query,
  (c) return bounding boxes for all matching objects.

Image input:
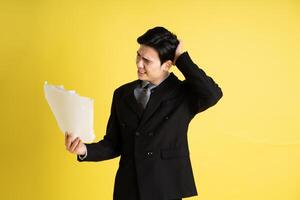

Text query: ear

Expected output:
[162,60,173,72]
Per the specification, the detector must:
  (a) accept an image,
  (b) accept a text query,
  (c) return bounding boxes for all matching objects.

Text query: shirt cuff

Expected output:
[78,150,88,160]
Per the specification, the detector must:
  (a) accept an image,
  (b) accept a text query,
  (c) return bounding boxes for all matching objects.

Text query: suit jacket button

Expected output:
[146,151,153,156]
[165,116,169,120]
[135,132,140,136]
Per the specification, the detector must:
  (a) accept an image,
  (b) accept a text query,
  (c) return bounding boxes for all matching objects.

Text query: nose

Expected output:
[137,64,143,69]
[136,59,144,69]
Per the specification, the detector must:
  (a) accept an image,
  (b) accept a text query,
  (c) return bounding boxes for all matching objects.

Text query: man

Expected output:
[65,26,223,200]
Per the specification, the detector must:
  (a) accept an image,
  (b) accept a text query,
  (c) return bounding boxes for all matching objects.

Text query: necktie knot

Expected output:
[137,82,156,109]
[143,83,149,90]
[143,83,155,91]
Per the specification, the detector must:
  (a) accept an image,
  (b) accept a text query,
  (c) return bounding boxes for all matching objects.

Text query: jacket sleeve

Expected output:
[77,89,122,162]
[175,51,223,115]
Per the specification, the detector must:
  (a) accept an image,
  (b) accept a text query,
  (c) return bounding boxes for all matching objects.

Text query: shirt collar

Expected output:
[141,73,170,88]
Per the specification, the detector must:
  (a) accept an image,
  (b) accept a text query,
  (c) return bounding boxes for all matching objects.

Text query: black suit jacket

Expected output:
[77,51,223,200]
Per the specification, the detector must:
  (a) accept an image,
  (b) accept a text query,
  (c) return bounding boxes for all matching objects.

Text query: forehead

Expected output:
[137,44,159,60]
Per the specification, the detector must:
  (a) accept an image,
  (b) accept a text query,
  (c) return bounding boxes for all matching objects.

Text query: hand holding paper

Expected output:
[44,81,95,143]
[65,131,87,155]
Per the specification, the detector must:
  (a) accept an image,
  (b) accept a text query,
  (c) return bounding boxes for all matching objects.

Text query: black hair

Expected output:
[137,26,179,65]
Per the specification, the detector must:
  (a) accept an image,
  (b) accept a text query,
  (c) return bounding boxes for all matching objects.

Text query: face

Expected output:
[136,44,172,85]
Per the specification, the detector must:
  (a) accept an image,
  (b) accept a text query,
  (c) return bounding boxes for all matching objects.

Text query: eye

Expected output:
[144,58,151,63]
[136,55,140,61]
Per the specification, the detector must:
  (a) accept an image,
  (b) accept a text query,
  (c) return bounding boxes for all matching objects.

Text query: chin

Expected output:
[138,77,148,81]
[138,73,148,81]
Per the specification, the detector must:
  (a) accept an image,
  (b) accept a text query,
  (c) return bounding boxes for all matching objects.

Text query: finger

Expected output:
[66,134,74,150]
[65,131,71,138]
[65,132,69,146]
[178,39,181,45]
[66,135,70,149]
[74,140,83,153]
[67,137,76,152]
[65,132,72,144]
[70,137,80,153]
[71,138,81,153]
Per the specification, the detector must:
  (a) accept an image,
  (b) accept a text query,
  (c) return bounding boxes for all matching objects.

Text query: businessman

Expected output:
[65,26,223,200]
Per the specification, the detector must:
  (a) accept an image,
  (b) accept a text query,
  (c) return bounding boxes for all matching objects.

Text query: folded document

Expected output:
[44,81,95,143]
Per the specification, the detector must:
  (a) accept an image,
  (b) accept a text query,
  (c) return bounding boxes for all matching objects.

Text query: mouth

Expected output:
[138,70,146,75]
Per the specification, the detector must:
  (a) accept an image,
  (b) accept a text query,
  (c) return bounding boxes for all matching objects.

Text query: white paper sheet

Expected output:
[44,81,95,143]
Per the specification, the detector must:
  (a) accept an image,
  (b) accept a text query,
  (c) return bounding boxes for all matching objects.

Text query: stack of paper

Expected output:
[44,81,95,143]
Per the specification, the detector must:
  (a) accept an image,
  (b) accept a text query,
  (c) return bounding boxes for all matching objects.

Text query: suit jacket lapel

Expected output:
[123,73,180,127]
[138,73,179,128]
[124,80,144,119]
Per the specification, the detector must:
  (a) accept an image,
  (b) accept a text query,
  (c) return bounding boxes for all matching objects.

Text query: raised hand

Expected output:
[173,39,185,65]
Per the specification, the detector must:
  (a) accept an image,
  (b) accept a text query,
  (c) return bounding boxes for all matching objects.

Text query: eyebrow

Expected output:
[137,51,152,62]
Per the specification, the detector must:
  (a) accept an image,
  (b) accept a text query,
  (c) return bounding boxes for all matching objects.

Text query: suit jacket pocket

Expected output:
[160,147,190,159]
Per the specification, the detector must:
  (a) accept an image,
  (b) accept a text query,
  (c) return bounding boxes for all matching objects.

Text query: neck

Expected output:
[150,72,170,86]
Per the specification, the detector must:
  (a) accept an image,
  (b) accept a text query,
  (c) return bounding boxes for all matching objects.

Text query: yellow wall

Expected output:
[1,0,299,199]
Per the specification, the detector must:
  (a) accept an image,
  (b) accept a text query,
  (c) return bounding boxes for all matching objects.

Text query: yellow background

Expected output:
[0,0,299,199]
